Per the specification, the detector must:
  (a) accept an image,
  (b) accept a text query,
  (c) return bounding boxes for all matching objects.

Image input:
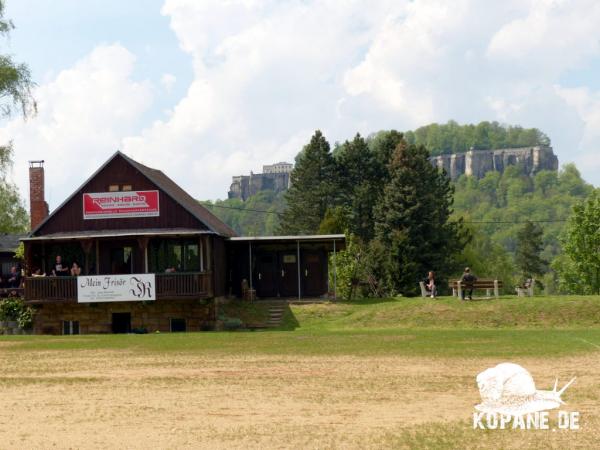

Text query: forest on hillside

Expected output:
[404,121,550,156]
[201,122,597,296]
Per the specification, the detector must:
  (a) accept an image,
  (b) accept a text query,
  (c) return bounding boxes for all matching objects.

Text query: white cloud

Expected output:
[160,73,177,92]
[3,0,600,213]
[0,44,153,209]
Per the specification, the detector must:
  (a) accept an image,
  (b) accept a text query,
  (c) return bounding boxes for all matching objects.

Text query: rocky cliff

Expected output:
[429,146,558,180]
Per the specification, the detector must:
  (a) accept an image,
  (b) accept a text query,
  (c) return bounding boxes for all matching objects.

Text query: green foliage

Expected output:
[279,130,336,234]
[0,144,28,233]
[404,120,550,156]
[0,1,36,118]
[372,141,469,296]
[452,165,593,291]
[455,225,516,291]
[331,132,401,240]
[329,234,366,301]
[555,189,600,294]
[0,296,34,329]
[202,190,286,236]
[515,221,547,281]
[0,3,34,233]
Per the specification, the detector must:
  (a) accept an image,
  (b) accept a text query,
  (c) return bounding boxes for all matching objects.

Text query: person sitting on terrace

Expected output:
[71,262,82,276]
[32,268,46,277]
[7,266,22,288]
[165,267,177,273]
[52,255,70,276]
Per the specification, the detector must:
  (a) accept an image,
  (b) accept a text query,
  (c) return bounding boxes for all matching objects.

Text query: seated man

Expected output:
[460,267,477,300]
[7,266,22,288]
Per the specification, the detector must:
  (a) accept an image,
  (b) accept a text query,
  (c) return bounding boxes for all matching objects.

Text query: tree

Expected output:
[515,221,547,281]
[372,139,468,296]
[0,145,29,232]
[0,1,37,233]
[279,130,336,234]
[0,1,36,118]
[556,190,600,295]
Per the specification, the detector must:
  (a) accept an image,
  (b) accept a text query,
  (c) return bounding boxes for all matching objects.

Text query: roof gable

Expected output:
[31,151,236,237]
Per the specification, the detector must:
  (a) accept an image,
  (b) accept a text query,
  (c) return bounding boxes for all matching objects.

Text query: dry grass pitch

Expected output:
[1,297,599,449]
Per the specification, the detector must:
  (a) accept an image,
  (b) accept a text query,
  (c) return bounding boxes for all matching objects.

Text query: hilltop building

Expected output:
[228,162,293,201]
[428,146,559,180]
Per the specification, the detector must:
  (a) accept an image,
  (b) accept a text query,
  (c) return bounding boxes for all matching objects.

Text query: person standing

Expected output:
[426,271,436,298]
[460,267,477,300]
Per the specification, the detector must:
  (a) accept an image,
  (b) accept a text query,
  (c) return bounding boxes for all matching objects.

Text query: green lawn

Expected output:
[3,295,600,358]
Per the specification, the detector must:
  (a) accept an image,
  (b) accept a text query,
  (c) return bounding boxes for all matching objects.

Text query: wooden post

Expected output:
[95,239,100,275]
[199,236,204,272]
[136,237,150,273]
[494,280,499,299]
[297,240,301,300]
[333,239,337,301]
[248,241,253,291]
[206,236,212,271]
[457,281,463,299]
[80,239,94,275]
[41,242,46,274]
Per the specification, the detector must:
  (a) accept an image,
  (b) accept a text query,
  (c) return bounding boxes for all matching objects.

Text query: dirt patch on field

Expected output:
[0,351,598,449]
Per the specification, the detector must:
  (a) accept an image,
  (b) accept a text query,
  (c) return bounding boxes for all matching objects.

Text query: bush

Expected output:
[0,297,35,329]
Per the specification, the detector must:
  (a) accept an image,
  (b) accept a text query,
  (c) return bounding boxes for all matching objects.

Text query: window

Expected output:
[122,184,132,191]
[149,239,200,272]
[108,184,119,192]
[63,320,80,335]
[170,318,186,332]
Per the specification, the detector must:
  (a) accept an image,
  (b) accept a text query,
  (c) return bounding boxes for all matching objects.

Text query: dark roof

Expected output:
[0,233,25,253]
[118,153,236,237]
[30,151,236,238]
[22,228,214,241]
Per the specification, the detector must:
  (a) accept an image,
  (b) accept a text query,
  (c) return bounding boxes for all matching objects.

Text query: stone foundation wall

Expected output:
[32,298,215,335]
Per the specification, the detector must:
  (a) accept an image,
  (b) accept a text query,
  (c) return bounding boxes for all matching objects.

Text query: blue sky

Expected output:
[1,0,600,210]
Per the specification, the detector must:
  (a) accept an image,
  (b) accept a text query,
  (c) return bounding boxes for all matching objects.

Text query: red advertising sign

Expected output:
[83,190,160,220]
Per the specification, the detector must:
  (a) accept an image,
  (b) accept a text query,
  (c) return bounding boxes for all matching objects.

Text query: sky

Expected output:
[1,0,600,210]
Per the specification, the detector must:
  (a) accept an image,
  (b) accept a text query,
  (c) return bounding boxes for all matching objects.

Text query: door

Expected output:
[255,253,278,298]
[279,252,299,297]
[302,251,326,297]
[112,313,131,334]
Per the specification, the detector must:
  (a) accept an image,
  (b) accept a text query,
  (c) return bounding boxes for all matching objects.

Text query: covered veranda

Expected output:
[21,229,216,303]
[226,234,345,300]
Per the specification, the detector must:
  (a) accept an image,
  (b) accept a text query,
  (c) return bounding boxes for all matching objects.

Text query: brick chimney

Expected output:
[29,160,49,230]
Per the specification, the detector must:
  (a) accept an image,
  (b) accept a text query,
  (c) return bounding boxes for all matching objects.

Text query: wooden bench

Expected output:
[448,279,503,299]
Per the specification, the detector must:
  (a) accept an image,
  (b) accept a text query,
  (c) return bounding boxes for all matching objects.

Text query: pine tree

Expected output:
[514,221,547,280]
[279,130,336,234]
[372,139,468,295]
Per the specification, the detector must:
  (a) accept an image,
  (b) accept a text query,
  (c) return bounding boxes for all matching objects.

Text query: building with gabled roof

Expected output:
[21,152,343,334]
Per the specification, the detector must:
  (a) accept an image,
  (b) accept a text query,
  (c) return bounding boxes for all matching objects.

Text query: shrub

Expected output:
[0,297,35,329]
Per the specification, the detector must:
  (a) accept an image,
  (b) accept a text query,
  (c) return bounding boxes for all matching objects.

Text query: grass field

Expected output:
[1,296,599,449]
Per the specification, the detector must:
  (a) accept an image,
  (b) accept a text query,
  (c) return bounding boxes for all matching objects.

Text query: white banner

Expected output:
[77,274,156,303]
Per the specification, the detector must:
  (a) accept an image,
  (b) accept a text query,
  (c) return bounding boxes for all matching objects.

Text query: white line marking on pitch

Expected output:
[577,338,600,349]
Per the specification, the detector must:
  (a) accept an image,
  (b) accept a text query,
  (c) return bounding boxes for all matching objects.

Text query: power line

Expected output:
[200,202,282,216]
[201,202,569,225]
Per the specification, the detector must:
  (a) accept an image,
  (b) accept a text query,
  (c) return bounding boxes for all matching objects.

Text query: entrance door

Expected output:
[302,251,326,297]
[110,246,133,274]
[279,252,299,297]
[112,313,131,334]
[255,253,278,298]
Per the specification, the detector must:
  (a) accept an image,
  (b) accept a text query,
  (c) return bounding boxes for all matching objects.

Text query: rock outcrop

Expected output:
[429,146,558,180]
